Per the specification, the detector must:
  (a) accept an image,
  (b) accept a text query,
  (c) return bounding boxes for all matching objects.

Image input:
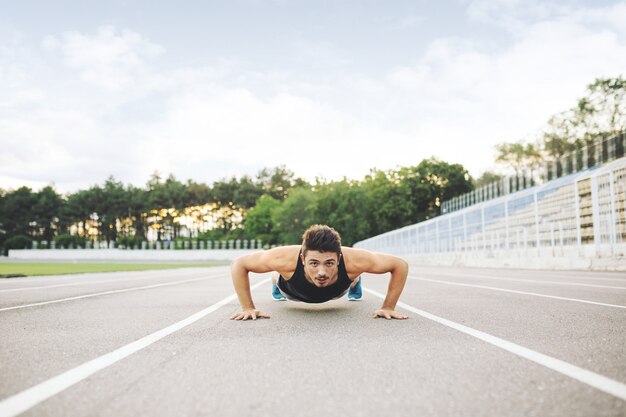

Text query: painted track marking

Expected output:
[0,278,270,417]
[410,276,626,309]
[418,272,626,290]
[364,286,626,401]
[0,273,228,312]
[0,268,216,285]
[0,272,214,293]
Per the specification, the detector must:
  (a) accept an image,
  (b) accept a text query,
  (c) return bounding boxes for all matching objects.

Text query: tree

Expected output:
[272,187,317,244]
[32,186,64,243]
[62,188,98,240]
[474,171,503,188]
[542,110,585,158]
[210,177,238,207]
[147,174,187,240]
[585,76,626,137]
[99,177,127,243]
[495,142,527,175]
[209,177,247,237]
[0,187,37,238]
[234,175,264,209]
[0,188,5,249]
[540,76,626,158]
[312,179,370,246]
[244,194,281,244]
[414,158,473,205]
[126,185,149,240]
[185,180,212,207]
[361,169,408,236]
[256,165,308,200]
[495,142,542,177]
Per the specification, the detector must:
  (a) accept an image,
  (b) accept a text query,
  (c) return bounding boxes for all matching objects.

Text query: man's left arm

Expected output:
[346,248,409,320]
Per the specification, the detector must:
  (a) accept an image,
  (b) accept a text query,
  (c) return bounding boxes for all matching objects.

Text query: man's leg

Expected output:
[347,276,363,301]
[271,272,287,301]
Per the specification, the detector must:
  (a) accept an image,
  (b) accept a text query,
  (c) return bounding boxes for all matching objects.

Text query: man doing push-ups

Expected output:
[230,224,409,321]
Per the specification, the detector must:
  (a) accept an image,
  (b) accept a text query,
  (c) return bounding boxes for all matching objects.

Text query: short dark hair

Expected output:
[301,224,342,257]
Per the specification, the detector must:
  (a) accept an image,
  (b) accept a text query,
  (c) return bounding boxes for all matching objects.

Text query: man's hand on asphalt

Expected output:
[372,309,408,320]
[230,309,270,321]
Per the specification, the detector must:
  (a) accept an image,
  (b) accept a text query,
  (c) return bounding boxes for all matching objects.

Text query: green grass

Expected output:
[0,262,220,278]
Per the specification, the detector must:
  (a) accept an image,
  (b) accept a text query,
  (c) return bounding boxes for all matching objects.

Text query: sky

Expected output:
[1,0,625,193]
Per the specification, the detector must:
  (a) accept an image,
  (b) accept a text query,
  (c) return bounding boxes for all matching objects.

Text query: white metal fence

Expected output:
[355,157,626,266]
[441,133,625,214]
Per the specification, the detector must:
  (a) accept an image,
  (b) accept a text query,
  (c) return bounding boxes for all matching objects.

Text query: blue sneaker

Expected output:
[348,277,363,301]
[272,283,287,301]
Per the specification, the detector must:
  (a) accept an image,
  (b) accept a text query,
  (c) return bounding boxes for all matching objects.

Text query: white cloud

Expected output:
[134,85,409,183]
[385,2,626,174]
[2,2,626,193]
[42,25,164,90]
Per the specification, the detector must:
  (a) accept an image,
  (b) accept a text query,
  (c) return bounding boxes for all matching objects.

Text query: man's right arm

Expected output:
[230,251,274,320]
[229,246,295,321]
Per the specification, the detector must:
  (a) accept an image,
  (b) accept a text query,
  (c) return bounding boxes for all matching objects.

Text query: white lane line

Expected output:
[410,276,626,310]
[0,278,270,417]
[419,272,626,290]
[0,268,223,287]
[0,274,228,312]
[411,269,626,283]
[0,271,223,293]
[364,287,626,402]
[504,271,626,284]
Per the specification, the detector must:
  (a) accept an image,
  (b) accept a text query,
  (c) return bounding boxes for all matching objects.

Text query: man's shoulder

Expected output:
[341,246,374,270]
[263,245,300,275]
[267,245,301,256]
[341,246,371,257]
[264,245,301,265]
[236,245,300,274]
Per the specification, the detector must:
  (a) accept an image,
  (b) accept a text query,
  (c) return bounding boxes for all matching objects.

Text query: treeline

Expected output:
[0,159,472,252]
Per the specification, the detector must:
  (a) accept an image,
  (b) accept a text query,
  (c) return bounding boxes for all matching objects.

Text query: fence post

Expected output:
[481,206,485,252]
[504,197,510,250]
[574,180,582,248]
[534,189,540,251]
[462,212,467,251]
[447,216,454,252]
[609,170,617,249]
[590,175,601,255]
[435,221,440,252]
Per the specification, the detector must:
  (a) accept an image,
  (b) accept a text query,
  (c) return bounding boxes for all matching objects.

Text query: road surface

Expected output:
[1,265,625,416]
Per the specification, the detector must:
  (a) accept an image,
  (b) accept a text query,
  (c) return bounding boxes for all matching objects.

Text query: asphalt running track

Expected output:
[0,265,625,417]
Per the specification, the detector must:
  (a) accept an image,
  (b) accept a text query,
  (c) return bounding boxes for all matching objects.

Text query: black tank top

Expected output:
[277,250,352,303]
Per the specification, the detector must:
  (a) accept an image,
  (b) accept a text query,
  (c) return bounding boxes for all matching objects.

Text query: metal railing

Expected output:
[355,156,626,258]
[442,133,626,214]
